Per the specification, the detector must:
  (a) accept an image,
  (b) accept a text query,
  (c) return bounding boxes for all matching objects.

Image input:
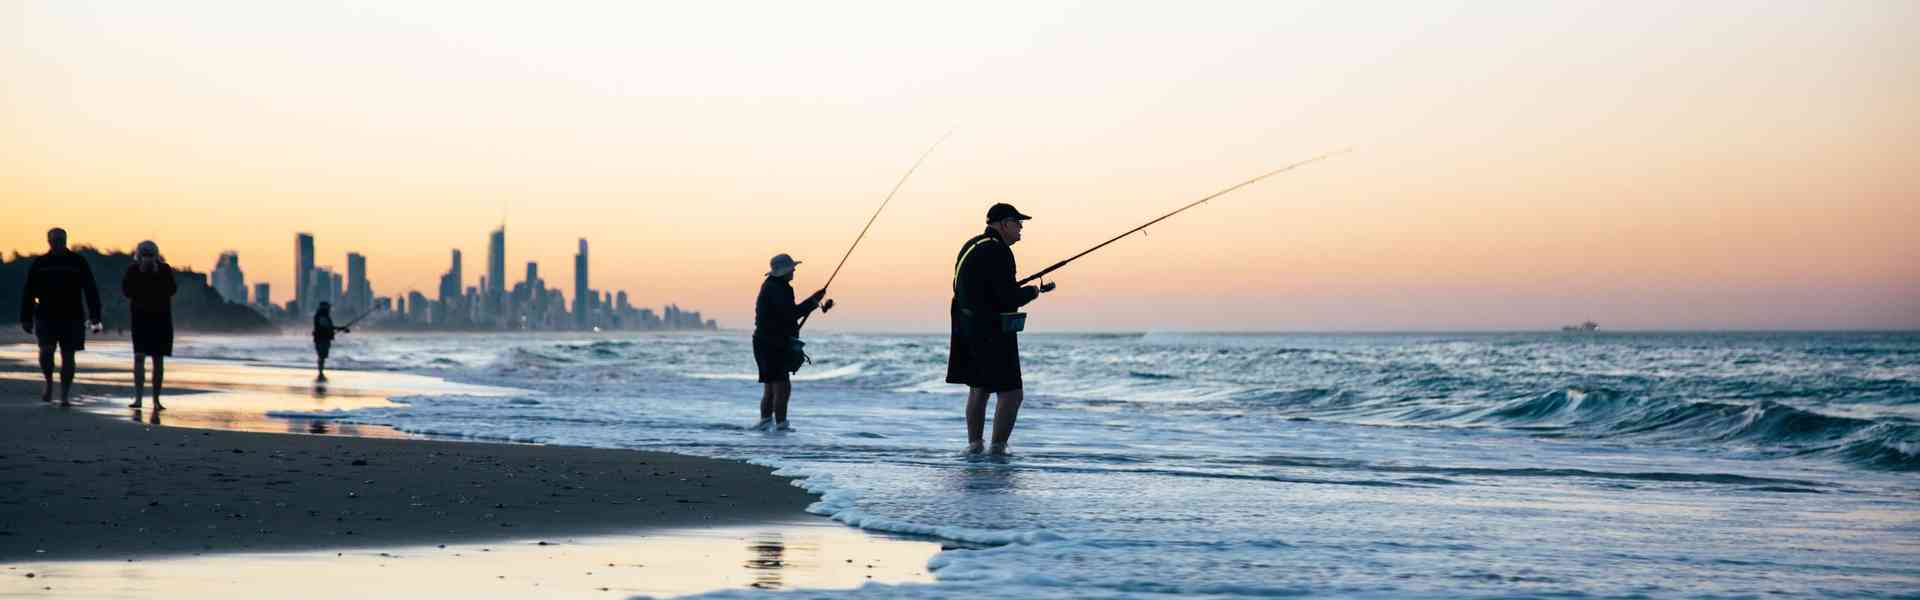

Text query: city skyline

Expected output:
[4,2,1914,331]
[261,228,710,331]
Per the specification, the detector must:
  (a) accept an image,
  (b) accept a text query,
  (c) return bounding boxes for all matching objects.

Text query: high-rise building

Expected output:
[211,251,247,304]
[407,291,430,323]
[308,267,337,315]
[295,233,315,313]
[346,252,370,315]
[573,239,589,329]
[253,283,270,307]
[330,271,345,308]
[486,227,505,318]
[439,249,462,304]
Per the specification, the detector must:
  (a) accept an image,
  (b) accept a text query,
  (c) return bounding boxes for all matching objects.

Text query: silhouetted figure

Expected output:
[947,204,1055,455]
[18,227,103,407]
[122,240,177,410]
[751,253,831,431]
[312,302,350,381]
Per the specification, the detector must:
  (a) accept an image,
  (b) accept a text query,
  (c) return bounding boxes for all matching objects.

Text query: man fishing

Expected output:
[947,203,1056,456]
[752,253,832,432]
[312,301,351,382]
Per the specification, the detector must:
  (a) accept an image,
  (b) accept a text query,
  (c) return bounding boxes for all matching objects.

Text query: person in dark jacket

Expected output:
[312,302,350,382]
[946,203,1056,455]
[122,240,177,410]
[18,227,103,407]
[751,253,832,431]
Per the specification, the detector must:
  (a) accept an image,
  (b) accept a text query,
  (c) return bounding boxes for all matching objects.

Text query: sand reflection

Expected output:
[0,342,516,440]
[2,521,935,599]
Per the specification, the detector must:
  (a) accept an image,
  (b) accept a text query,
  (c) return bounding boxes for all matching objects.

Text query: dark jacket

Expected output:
[313,313,342,341]
[122,263,178,314]
[753,276,820,340]
[945,228,1039,390]
[19,251,103,323]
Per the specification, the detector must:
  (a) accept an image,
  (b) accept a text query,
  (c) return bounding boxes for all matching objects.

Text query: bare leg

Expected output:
[773,381,792,424]
[38,347,54,402]
[989,388,1025,453]
[759,383,776,421]
[132,355,146,407]
[58,348,77,406]
[317,356,327,381]
[151,355,165,410]
[965,387,990,452]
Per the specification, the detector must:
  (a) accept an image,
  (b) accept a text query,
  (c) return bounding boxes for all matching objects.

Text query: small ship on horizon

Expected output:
[1561,321,1599,332]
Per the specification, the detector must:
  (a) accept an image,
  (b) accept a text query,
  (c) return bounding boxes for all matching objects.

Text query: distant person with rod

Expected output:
[122,240,177,410]
[17,227,103,407]
[752,254,831,431]
[312,301,350,382]
[947,203,1056,456]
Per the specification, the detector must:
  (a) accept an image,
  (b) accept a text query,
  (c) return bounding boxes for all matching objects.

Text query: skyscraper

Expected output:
[486,226,505,319]
[439,249,462,304]
[211,251,247,304]
[574,238,589,329]
[346,252,370,315]
[253,283,270,307]
[295,233,315,314]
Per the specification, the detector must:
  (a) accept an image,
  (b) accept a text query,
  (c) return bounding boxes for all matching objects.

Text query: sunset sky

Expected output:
[4,1,1915,331]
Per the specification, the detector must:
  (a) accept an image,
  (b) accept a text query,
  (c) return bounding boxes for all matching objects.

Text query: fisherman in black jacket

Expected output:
[18,227,104,407]
[752,253,832,432]
[946,203,1056,455]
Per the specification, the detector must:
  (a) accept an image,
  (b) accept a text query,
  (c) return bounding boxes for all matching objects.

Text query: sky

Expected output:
[3,1,1915,331]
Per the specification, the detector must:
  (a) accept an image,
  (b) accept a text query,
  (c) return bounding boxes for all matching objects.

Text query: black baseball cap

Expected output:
[985,203,1032,223]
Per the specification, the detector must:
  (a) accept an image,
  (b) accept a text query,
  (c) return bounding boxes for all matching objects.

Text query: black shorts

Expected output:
[752,335,790,384]
[130,312,174,356]
[315,338,332,360]
[948,329,1022,393]
[33,317,85,352]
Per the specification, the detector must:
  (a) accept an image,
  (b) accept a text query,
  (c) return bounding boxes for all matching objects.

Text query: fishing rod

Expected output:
[1017,147,1351,286]
[798,131,952,329]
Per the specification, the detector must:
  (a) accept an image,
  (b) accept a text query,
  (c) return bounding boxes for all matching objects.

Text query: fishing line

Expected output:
[1017,147,1351,286]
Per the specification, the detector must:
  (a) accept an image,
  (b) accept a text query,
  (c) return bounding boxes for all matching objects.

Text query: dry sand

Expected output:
[0,356,819,561]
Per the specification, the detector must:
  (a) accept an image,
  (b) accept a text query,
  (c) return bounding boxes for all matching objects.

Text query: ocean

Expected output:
[177,331,1919,598]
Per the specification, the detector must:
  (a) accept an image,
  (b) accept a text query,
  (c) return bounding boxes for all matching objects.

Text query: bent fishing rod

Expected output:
[1017,147,1351,286]
[798,132,952,329]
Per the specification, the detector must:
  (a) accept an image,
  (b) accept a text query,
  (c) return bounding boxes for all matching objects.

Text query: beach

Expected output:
[0,337,942,597]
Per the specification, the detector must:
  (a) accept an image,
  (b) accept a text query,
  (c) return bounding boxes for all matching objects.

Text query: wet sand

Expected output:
[3,520,937,598]
[0,352,822,561]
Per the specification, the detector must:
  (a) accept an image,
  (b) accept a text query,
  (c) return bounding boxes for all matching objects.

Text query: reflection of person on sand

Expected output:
[947,204,1055,456]
[751,253,832,432]
[123,240,177,410]
[18,227,104,407]
[311,302,351,382]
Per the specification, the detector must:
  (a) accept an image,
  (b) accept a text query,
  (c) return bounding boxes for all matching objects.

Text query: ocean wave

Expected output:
[1472,388,1920,471]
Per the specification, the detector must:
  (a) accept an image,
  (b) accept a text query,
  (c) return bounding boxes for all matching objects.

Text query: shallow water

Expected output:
[46,332,1920,597]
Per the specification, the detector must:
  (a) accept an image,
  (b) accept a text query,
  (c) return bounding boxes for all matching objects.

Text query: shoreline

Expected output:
[0,355,825,563]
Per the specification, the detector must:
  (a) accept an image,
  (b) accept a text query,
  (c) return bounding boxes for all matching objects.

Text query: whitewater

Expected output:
[179,331,1918,598]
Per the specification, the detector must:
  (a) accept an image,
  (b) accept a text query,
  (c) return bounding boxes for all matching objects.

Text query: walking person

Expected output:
[946,204,1056,455]
[122,241,177,410]
[17,227,103,407]
[751,253,832,432]
[312,302,350,382]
